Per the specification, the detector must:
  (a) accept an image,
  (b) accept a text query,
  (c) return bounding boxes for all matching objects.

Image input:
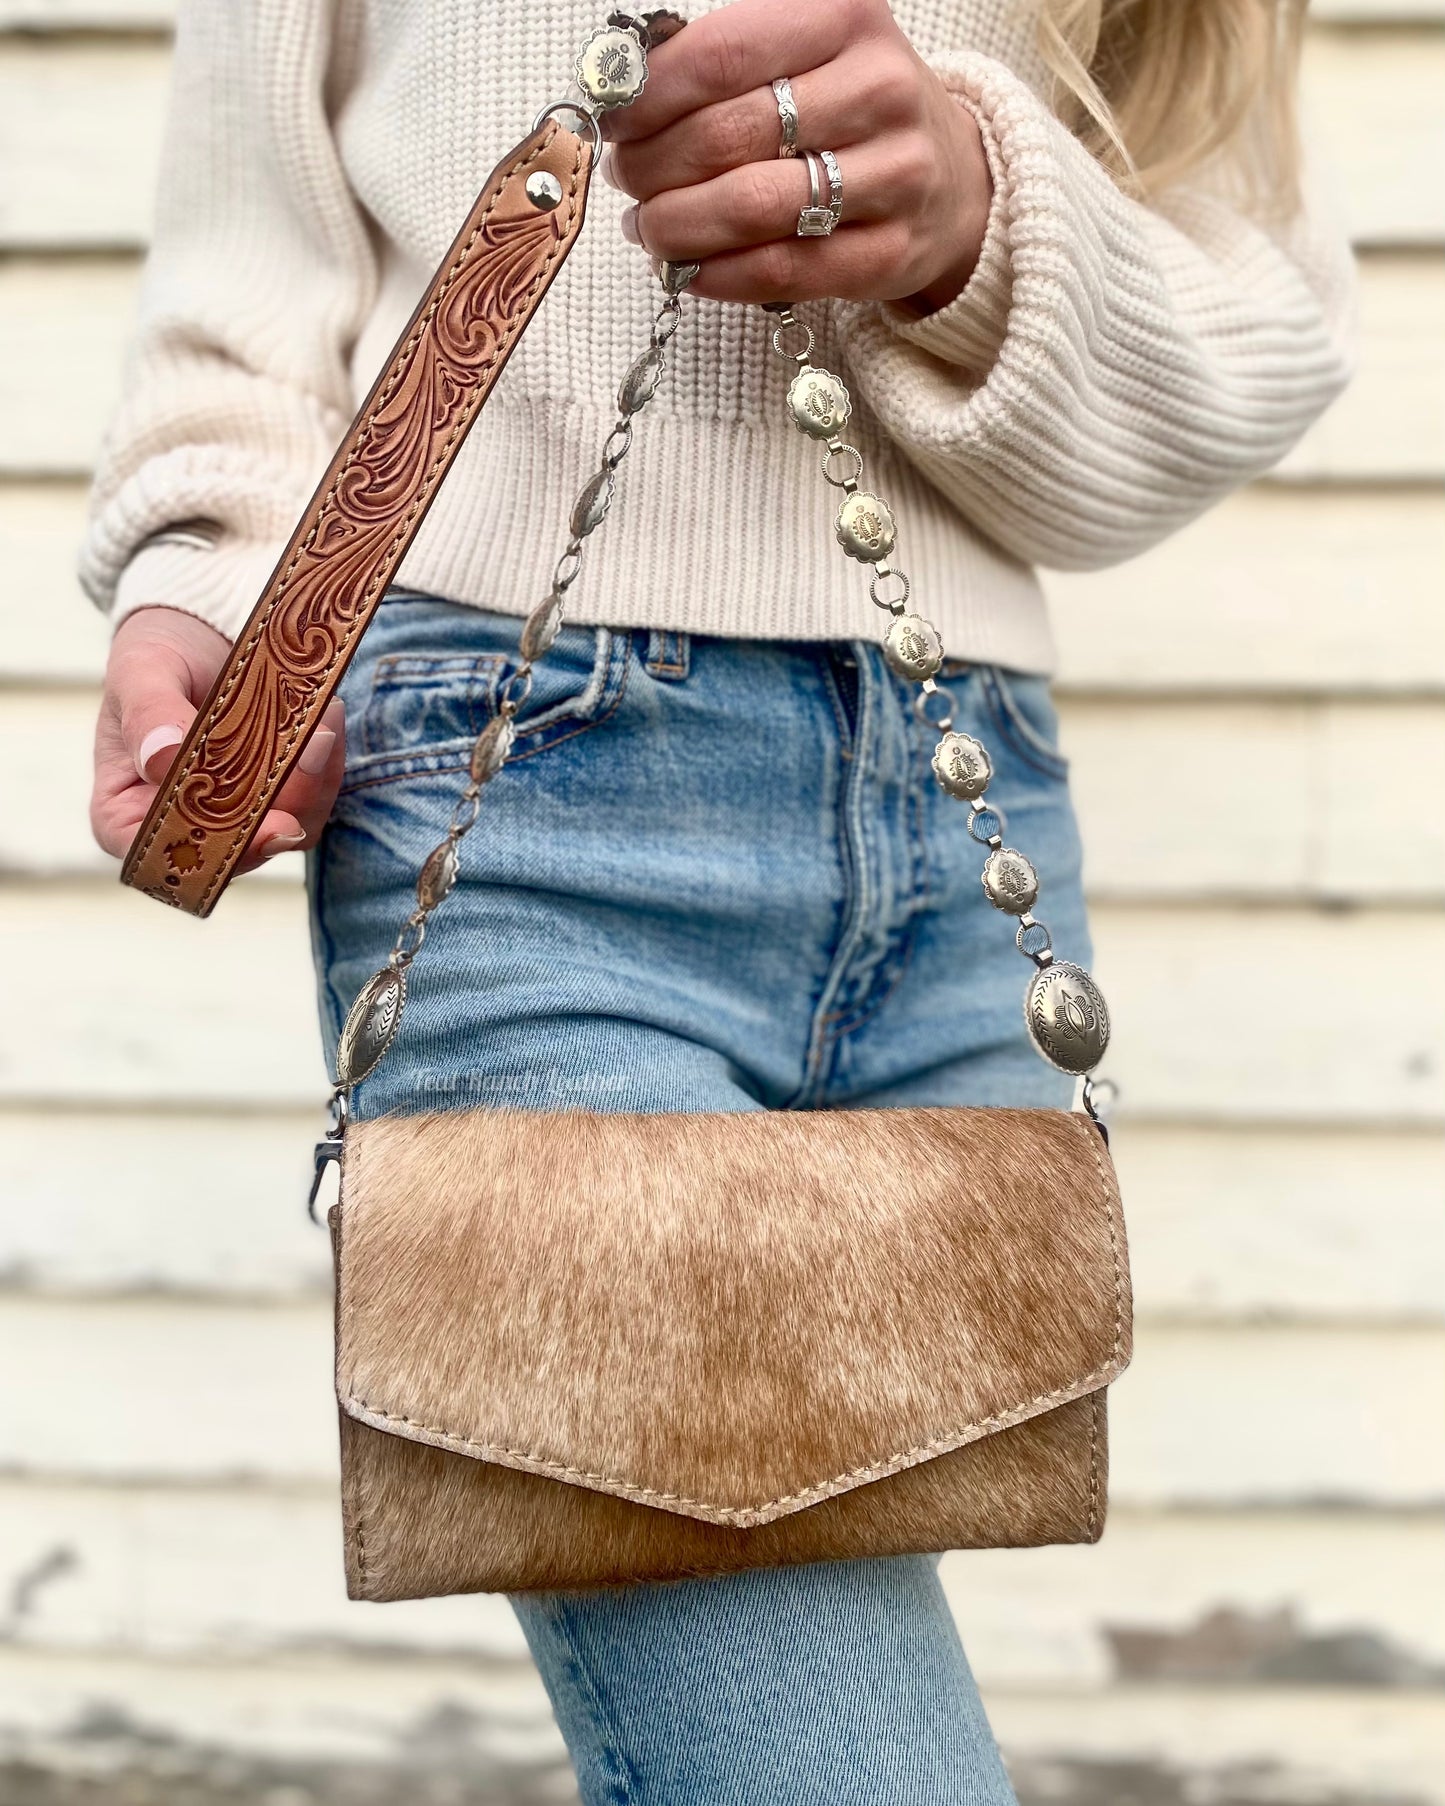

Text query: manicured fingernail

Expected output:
[298,726,336,776]
[259,830,307,859]
[599,144,620,190]
[619,205,642,247]
[136,724,184,781]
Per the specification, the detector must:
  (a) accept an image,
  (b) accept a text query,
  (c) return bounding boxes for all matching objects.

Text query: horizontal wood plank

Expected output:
[10,688,1444,900]
[0,1646,569,1799]
[0,39,166,248]
[2,1478,1441,1687]
[3,1652,1439,1806]
[0,1108,329,1296]
[1092,904,1445,1125]
[0,257,138,475]
[1313,0,1445,16]
[1,251,1439,480]
[6,1110,1439,1322]
[4,884,1443,1124]
[1278,253,1445,482]
[0,882,328,1107]
[0,2,171,22]
[1047,486,1445,695]
[1063,697,1445,901]
[0,484,111,681]
[1303,28,1445,244]
[943,1508,1445,1687]
[987,1688,1445,1806]
[2,1294,1440,1503]
[1112,1323,1445,1507]
[1111,1122,1445,1324]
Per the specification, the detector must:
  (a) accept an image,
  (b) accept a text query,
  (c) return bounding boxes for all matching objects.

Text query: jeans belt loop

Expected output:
[643,628,690,681]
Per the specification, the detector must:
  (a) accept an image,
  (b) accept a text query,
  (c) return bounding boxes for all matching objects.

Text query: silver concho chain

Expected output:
[314,17,1111,1214]
[763,305,1111,1092]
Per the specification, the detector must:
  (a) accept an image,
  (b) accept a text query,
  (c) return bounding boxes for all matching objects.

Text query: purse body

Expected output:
[332,1103,1130,1600]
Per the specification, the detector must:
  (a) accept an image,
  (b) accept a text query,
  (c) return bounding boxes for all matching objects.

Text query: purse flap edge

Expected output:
[333,1105,1131,1529]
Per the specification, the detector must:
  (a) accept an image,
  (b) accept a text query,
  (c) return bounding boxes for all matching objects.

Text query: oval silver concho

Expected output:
[787,366,851,440]
[835,492,896,563]
[336,966,407,1089]
[1025,960,1110,1075]
[932,730,992,801]
[618,347,664,416]
[884,612,944,681]
[576,25,648,108]
[416,840,460,912]
[981,847,1039,915]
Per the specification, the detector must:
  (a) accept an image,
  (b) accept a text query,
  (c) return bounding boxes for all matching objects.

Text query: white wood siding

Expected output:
[2,5,1441,1804]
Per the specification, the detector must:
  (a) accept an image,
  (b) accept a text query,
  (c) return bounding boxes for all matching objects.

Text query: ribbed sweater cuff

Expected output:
[110,536,279,643]
[878,67,1013,372]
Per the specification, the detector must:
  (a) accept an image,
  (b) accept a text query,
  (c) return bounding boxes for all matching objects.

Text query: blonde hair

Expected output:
[1034,0,1308,211]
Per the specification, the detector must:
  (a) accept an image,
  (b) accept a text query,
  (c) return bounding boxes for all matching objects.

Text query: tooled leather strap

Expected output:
[123,120,593,916]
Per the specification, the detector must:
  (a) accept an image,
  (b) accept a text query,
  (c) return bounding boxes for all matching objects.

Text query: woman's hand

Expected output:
[602,0,992,312]
[91,606,346,874]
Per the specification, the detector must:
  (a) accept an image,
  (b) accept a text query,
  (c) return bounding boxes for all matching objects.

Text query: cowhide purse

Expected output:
[124,12,1131,1600]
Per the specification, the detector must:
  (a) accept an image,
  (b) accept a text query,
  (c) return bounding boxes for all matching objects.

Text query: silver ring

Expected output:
[531,97,603,155]
[820,148,843,218]
[796,148,842,237]
[771,77,799,159]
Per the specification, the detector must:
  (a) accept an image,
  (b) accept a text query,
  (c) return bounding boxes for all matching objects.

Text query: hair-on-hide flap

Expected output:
[332,1105,1130,1596]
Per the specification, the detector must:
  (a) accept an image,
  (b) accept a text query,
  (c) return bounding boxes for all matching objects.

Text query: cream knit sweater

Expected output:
[80,0,1355,673]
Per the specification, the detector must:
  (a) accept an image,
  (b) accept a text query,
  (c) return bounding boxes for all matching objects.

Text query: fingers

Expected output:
[608,51,902,202]
[604,0,852,145]
[90,604,348,875]
[680,220,919,306]
[628,136,927,267]
[242,698,347,869]
[108,631,202,785]
[91,625,206,860]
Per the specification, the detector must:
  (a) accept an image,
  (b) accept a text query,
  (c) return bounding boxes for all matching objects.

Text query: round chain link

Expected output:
[821,443,863,490]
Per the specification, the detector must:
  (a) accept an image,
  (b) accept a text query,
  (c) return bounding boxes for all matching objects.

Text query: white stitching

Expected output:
[133,126,586,905]
[342,1359,1122,1527]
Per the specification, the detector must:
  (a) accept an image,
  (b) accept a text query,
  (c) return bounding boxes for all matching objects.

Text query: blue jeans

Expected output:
[310,592,1091,1804]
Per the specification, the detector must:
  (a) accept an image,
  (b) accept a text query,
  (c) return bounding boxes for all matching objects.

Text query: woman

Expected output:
[85,1,1352,1799]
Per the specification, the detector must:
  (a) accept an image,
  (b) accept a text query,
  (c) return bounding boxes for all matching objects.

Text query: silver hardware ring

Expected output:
[531,97,604,155]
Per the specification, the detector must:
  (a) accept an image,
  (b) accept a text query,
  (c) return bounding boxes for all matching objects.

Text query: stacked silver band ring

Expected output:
[771,77,798,158]
[796,148,843,237]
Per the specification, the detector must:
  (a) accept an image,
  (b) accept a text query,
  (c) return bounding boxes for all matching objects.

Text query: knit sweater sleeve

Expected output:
[832,50,1356,573]
[79,0,375,639]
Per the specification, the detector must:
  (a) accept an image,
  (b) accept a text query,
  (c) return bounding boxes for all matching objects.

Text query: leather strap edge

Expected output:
[122,120,592,915]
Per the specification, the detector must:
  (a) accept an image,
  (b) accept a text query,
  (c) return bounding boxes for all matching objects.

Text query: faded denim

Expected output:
[309,590,1091,1804]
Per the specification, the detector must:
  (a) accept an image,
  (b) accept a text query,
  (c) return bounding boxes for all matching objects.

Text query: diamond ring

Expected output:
[796,148,843,237]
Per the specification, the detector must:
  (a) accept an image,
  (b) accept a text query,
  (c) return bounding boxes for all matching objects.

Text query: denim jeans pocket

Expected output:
[341,595,629,790]
[357,651,506,760]
[979,665,1069,780]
